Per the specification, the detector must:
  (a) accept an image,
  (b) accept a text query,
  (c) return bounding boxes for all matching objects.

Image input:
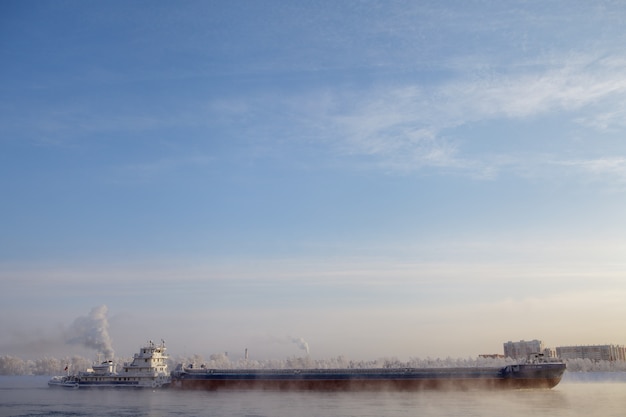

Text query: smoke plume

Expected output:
[292,337,310,355]
[65,305,115,359]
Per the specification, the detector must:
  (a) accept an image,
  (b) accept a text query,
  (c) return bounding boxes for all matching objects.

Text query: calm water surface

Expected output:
[1,373,625,417]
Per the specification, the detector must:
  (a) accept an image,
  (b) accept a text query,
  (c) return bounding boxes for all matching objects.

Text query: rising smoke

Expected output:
[292,336,310,355]
[65,305,115,359]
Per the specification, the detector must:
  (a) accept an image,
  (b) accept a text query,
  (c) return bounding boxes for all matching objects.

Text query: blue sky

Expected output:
[2,1,626,361]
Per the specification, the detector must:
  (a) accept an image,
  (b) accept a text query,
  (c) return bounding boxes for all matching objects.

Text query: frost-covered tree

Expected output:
[31,357,62,375]
[0,355,28,375]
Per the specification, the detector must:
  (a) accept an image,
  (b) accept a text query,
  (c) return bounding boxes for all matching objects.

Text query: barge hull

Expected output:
[171,363,566,391]
[172,377,563,391]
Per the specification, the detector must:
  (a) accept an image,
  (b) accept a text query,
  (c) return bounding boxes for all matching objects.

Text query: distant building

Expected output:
[556,345,626,362]
[503,340,545,359]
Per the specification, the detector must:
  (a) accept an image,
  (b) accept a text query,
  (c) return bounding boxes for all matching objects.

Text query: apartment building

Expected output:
[556,345,626,361]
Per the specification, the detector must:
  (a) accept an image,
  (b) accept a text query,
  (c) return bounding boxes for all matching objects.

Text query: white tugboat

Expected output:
[48,340,170,389]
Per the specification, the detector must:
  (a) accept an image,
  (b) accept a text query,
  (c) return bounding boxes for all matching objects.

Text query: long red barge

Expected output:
[170,355,566,391]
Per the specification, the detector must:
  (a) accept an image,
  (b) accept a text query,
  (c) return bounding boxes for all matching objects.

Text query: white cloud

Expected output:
[441,69,620,120]
[303,53,626,182]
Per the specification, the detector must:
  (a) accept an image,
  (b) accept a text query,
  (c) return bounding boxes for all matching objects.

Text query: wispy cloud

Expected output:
[557,157,626,190]
[192,51,623,182]
[303,53,626,181]
[440,64,625,119]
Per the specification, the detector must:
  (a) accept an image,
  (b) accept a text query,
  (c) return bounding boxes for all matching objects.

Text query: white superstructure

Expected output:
[48,340,170,389]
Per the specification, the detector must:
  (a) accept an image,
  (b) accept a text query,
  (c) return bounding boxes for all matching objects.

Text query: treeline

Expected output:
[0,355,94,376]
[564,358,626,372]
[181,353,517,370]
[0,354,204,376]
[184,354,626,371]
[2,353,626,375]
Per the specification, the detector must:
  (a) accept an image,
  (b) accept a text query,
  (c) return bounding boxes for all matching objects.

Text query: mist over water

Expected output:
[1,375,625,417]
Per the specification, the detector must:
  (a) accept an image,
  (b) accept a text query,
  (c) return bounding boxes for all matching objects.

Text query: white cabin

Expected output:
[48,340,170,389]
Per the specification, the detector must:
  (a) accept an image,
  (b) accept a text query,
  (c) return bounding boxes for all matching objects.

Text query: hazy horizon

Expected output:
[1,303,624,364]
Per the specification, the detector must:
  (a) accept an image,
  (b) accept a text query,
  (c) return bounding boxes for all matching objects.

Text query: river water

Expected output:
[1,373,625,417]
